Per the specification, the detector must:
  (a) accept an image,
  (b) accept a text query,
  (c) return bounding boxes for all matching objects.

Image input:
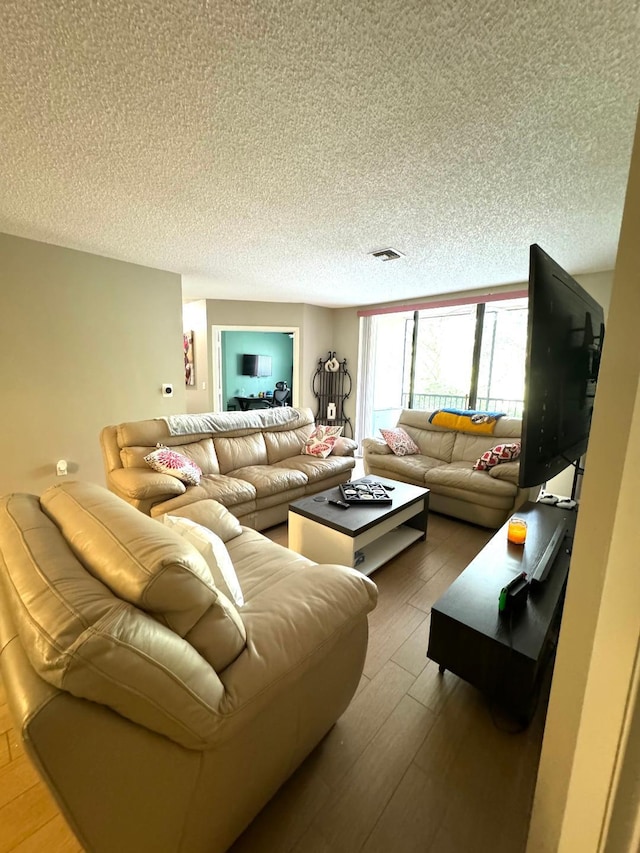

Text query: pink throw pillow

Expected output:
[144,446,202,485]
[301,425,343,459]
[379,427,419,456]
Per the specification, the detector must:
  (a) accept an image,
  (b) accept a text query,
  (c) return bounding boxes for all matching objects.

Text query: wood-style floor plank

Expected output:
[0,756,42,810]
[0,784,60,852]
[390,612,431,677]
[294,695,436,853]
[312,660,416,789]
[7,815,81,853]
[0,733,10,769]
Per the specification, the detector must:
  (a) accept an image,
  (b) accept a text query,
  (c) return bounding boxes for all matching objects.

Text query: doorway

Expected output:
[211,326,301,412]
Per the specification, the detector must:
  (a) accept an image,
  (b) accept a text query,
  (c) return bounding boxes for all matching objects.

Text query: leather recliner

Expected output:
[0,481,377,853]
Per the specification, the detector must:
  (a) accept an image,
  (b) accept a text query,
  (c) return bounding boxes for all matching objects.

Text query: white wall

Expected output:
[0,233,184,494]
[527,111,640,852]
[182,299,210,414]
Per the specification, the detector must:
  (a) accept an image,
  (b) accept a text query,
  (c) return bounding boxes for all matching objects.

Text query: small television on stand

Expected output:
[519,245,605,584]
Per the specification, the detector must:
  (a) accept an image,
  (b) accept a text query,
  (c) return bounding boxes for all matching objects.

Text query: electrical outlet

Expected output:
[162,383,174,397]
[56,459,68,476]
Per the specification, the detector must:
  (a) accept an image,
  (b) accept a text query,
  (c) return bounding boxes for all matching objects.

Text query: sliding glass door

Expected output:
[360,296,528,441]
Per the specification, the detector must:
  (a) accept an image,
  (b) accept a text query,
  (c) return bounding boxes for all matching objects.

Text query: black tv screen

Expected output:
[241,354,272,377]
[518,245,605,488]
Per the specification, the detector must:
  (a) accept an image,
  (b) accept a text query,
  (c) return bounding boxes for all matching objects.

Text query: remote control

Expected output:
[329,499,350,509]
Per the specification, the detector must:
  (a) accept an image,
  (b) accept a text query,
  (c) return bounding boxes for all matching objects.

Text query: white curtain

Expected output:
[355,315,376,454]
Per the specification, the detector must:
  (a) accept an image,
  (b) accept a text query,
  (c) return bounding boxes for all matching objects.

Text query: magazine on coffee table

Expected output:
[339,481,392,505]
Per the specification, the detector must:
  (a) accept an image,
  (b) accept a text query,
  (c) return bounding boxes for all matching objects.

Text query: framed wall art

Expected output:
[184,331,195,386]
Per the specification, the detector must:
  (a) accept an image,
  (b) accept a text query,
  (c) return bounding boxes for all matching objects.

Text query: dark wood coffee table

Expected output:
[288,477,429,576]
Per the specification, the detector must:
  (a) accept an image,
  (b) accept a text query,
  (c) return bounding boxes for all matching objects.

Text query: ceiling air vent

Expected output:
[371,248,404,261]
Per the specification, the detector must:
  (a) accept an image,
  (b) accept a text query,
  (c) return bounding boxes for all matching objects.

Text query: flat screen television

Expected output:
[241,354,272,377]
[518,244,605,489]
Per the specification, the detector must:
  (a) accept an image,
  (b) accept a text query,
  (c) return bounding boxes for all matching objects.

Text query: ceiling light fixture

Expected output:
[371,248,404,261]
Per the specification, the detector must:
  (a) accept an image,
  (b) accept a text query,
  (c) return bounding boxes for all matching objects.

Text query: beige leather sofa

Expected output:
[0,481,377,853]
[363,409,531,528]
[100,406,355,530]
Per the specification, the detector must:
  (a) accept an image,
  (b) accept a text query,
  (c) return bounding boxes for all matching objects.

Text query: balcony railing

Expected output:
[371,394,524,435]
[399,393,524,418]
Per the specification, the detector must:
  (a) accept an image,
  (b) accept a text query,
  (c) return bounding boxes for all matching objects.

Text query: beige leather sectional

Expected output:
[0,481,377,853]
[100,406,355,530]
[363,409,531,528]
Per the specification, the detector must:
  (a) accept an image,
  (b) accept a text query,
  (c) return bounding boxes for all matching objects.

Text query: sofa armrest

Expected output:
[213,565,377,741]
[362,437,391,456]
[331,437,358,457]
[488,461,520,484]
[108,467,187,501]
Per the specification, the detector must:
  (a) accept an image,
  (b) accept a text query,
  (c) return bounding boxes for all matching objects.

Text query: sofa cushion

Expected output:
[425,461,518,497]
[144,446,203,485]
[164,515,244,606]
[396,411,457,461]
[149,475,257,515]
[225,528,317,599]
[263,425,314,464]
[0,492,226,749]
[159,499,244,542]
[122,438,220,475]
[489,461,521,484]
[380,427,419,456]
[214,432,268,472]
[273,454,355,482]
[451,430,519,464]
[41,482,247,671]
[227,465,308,496]
[362,452,443,483]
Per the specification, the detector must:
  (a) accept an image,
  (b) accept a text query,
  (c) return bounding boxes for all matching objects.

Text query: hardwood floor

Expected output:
[0,511,550,853]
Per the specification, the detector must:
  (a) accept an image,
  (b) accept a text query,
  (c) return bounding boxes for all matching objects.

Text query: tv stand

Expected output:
[426,501,577,721]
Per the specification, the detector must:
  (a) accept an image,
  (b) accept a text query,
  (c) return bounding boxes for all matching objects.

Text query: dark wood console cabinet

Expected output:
[427,502,577,721]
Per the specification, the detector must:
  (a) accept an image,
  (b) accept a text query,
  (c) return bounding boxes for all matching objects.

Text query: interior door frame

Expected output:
[211,325,300,412]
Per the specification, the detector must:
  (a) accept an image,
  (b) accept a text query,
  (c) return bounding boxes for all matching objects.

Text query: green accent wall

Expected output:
[221,331,293,408]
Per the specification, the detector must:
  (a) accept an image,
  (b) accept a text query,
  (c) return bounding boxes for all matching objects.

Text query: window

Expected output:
[359,296,527,442]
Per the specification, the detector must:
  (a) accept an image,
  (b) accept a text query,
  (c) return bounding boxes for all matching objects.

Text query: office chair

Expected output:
[271,384,291,406]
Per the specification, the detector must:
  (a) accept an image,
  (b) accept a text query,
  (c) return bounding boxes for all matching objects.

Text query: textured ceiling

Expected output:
[0,1,638,308]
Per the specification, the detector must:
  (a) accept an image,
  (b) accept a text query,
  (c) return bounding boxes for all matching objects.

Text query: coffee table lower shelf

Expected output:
[288,500,427,576]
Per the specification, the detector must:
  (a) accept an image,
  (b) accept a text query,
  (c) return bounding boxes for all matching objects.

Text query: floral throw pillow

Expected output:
[301,425,343,458]
[379,427,420,456]
[473,442,521,471]
[144,445,202,485]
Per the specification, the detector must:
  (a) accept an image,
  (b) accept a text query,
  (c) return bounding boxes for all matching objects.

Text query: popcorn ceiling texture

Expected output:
[0,0,638,307]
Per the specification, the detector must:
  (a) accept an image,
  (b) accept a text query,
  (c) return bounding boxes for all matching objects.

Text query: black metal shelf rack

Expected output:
[312,351,353,438]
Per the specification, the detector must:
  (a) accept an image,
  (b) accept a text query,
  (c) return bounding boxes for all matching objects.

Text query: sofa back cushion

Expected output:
[214,432,268,472]
[40,482,246,671]
[0,492,225,749]
[264,425,314,463]
[451,416,522,463]
[397,410,456,462]
[121,438,221,475]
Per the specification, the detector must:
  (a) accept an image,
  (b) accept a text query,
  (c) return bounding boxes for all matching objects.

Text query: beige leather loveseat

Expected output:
[0,481,377,853]
[363,409,530,528]
[100,407,355,530]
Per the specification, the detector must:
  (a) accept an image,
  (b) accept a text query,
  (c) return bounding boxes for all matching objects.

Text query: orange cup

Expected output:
[507,517,528,545]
